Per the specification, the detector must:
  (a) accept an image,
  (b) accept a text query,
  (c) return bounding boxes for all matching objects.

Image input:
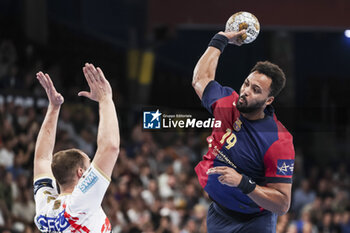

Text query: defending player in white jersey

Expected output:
[33,63,119,233]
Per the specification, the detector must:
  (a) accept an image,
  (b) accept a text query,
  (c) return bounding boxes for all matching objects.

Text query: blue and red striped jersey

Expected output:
[195,80,295,214]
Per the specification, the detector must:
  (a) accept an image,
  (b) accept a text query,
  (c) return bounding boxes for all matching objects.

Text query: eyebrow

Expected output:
[251,84,262,91]
[245,79,262,91]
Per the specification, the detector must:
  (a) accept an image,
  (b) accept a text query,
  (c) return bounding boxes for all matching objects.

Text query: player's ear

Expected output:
[77,167,84,178]
[266,96,274,105]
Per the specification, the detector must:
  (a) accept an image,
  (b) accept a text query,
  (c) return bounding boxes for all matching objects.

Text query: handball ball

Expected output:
[225,11,260,44]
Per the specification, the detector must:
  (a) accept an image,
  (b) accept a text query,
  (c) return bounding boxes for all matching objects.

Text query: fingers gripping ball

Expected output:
[225,11,260,44]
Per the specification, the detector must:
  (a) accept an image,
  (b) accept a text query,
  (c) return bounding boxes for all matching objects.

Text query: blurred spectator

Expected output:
[341,210,350,233]
[292,179,316,216]
[75,128,95,157]
[0,169,14,212]
[141,179,158,206]
[317,179,334,200]
[0,136,16,168]
[155,216,173,233]
[57,107,77,139]
[11,188,35,232]
[295,205,318,233]
[158,166,176,199]
[317,210,341,233]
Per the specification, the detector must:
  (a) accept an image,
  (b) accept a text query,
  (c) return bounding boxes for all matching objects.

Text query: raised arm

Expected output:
[79,63,120,178]
[34,72,64,178]
[192,31,245,100]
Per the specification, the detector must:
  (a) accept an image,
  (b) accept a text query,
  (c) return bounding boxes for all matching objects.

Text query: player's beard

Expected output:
[236,96,266,113]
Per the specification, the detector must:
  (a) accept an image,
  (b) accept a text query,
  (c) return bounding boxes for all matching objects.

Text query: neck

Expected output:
[241,109,265,121]
[59,185,75,195]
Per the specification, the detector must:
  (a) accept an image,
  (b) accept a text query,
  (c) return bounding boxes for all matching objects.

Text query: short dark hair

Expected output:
[51,148,87,186]
[250,61,286,97]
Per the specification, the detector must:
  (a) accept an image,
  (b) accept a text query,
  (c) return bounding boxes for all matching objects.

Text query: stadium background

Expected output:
[0,0,349,232]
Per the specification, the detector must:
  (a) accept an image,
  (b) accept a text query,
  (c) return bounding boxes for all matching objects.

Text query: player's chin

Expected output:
[236,101,247,110]
[237,105,256,114]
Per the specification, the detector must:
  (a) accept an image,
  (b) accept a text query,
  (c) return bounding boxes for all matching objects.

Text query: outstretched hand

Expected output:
[36,72,64,107]
[218,30,246,46]
[79,63,112,102]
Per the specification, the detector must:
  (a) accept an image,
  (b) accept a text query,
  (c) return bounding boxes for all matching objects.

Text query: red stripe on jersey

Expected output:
[63,203,90,233]
[101,217,111,233]
[264,114,295,178]
[195,155,215,188]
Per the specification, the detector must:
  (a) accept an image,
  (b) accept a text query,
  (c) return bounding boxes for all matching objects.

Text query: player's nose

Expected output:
[241,89,250,97]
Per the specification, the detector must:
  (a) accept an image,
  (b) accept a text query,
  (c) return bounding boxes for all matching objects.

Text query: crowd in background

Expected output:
[1,39,350,233]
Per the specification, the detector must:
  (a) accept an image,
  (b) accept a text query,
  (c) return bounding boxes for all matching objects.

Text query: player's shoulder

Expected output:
[35,196,62,221]
[272,114,293,142]
[212,85,238,105]
[202,81,238,114]
[263,114,294,157]
[204,81,237,102]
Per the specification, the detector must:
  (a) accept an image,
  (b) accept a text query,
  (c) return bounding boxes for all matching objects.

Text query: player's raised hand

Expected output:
[36,72,64,107]
[78,63,112,102]
[207,166,243,187]
[218,30,246,46]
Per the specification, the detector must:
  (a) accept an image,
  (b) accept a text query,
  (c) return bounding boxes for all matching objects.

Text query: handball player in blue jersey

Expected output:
[192,31,295,233]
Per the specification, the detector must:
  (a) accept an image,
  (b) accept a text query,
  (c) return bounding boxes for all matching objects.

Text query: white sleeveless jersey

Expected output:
[33,163,112,233]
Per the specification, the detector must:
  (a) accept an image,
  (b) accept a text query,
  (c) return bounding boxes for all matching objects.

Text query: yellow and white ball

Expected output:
[225,11,260,44]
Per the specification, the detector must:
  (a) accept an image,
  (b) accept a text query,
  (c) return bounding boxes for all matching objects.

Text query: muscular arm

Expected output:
[34,72,64,178]
[34,105,60,178]
[192,47,221,100]
[207,166,291,215]
[192,31,245,100]
[248,183,291,215]
[94,97,120,178]
[79,63,120,178]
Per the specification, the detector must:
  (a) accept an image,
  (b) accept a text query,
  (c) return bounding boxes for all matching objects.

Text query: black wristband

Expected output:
[208,34,229,53]
[237,174,256,194]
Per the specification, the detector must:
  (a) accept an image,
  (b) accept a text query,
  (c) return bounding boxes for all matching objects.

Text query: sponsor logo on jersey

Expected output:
[78,170,98,193]
[277,159,294,176]
[35,210,70,232]
[233,119,242,132]
[143,110,161,129]
[213,146,237,169]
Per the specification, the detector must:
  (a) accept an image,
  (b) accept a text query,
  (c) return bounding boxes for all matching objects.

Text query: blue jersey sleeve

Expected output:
[34,178,55,195]
[201,81,234,114]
